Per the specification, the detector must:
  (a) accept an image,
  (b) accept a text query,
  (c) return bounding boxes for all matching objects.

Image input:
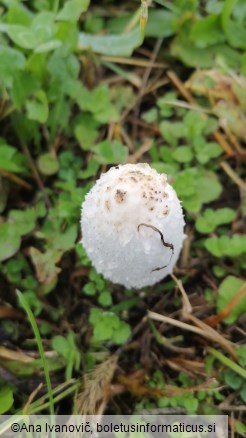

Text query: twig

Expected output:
[100,55,166,68]
[220,161,246,191]
[127,138,152,163]
[171,273,192,315]
[0,170,32,190]
[148,311,206,336]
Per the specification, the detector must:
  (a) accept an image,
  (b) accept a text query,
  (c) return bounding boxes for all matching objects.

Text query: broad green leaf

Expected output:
[217,276,246,324]
[160,121,186,146]
[52,336,70,357]
[78,27,143,57]
[98,291,112,307]
[5,24,36,49]
[72,84,119,123]
[7,4,33,26]
[26,90,48,123]
[171,38,241,69]
[174,168,222,213]
[8,204,46,236]
[11,71,39,108]
[4,12,57,50]
[190,15,225,48]
[31,11,56,44]
[145,9,175,38]
[196,208,236,233]
[8,210,36,236]
[173,146,193,163]
[57,0,90,22]
[55,21,79,51]
[0,386,14,414]
[35,39,62,53]
[0,144,27,173]
[151,162,178,176]
[205,235,246,257]
[224,369,243,389]
[222,0,246,49]
[0,223,21,262]
[195,141,223,164]
[83,282,97,296]
[37,152,59,175]
[75,115,99,150]
[78,160,99,179]
[0,46,26,87]
[50,224,77,251]
[92,140,128,164]
[112,321,131,344]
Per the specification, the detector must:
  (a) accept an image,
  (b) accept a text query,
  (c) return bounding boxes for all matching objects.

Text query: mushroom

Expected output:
[81,163,185,288]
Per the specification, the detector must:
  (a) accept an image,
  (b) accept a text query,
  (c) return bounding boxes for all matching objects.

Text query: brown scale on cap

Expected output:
[105,200,110,211]
[115,189,127,203]
[163,205,169,216]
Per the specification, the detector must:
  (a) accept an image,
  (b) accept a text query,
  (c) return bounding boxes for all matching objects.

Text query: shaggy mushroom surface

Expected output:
[81,163,185,288]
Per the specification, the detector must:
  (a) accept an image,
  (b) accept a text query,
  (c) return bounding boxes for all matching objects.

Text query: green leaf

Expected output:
[52,335,70,358]
[222,0,246,49]
[196,208,236,233]
[83,282,96,296]
[7,3,33,26]
[224,369,243,390]
[31,11,56,45]
[11,71,40,108]
[0,223,21,262]
[0,144,27,173]
[78,160,99,179]
[93,140,128,165]
[72,84,119,123]
[173,146,193,163]
[112,321,131,345]
[74,115,99,150]
[8,206,45,236]
[98,291,112,307]
[145,9,175,38]
[174,168,222,213]
[38,152,59,175]
[171,37,241,69]
[217,276,246,324]
[160,121,186,146]
[57,0,90,22]
[0,386,14,414]
[195,141,223,164]
[5,24,36,49]
[0,46,26,87]
[190,15,225,48]
[35,39,62,53]
[78,27,143,57]
[26,90,49,123]
[205,235,246,257]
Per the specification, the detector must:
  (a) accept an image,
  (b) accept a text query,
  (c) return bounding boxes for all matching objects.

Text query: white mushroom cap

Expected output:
[81,163,185,289]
